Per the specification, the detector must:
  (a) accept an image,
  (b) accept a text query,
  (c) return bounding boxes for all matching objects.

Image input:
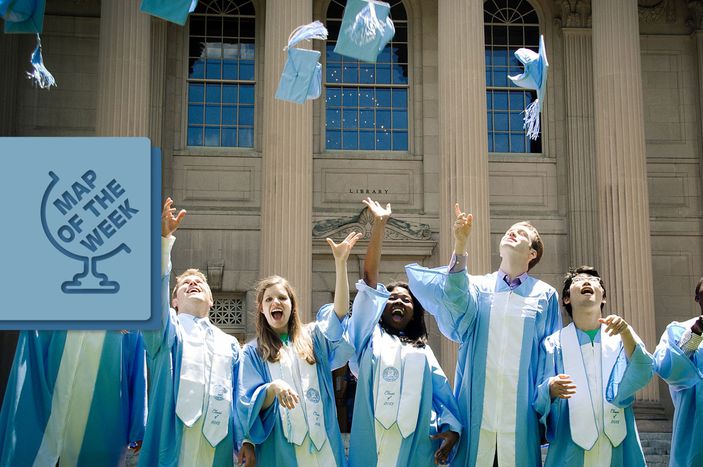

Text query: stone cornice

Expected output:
[555,0,592,29]
[312,207,432,242]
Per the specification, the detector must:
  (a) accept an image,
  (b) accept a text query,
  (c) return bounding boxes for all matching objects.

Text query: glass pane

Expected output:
[222,128,237,146]
[238,128,254,148]
[359,88,375,107]
[510,112,524,131]
[359,130,375,150]
[376,89,391,107]
[375,130,391,150]
[376,64,391,83]
[487,132,494,152]
[359,110,374,129]
[393,131,408,150]
[190,60,205,79]
[494,112,508,131]
[492,71,508,87]
[342,89,359,107]
[510,134,526,152]
[494,134,509,152]
[326,88,341,107]
[392,110,407,129]
[326,44,342,62]
[205,105,221,125]
[509,92,524,109]
[188,126,203,146]
[342,130,358,150]
[205,127,220,146]
[342,109,358,129]
[222,84,237,103]
[190,17,205,36]
[508,27,523,47]
[241,42,255,60]
[327,63,341,83]
[359,65,375,84]
[327,109,341,129]
[376,109,391,129]
[343,64,358,83]
[326,129,341,149]
[223,60,238,80]
[377,45,391,63]
[222,106,236,125]
[206,84,221,103]
[240,60,255,80]
[494,91,508,109]
[239,105,254,126]
[240,85,255,104]
[391,89,407,108]
[240,18,255,39]
[189,83,204,103]
[391,64,408,84]
[188,104,204,124]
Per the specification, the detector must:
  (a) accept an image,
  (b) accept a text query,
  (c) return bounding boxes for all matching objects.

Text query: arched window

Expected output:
[484,0,542,153]
[324,0,408,151]
[187,0,256,148]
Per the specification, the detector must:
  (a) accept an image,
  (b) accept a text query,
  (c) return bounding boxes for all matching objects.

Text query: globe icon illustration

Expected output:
[41,171,132,294]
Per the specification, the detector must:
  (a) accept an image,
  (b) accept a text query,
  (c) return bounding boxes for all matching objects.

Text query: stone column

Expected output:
[437,0,492,380]
[260,0,313,319]
[149,19,168,145]
[0,34,19,136]
[562,27,599,267]
[592,0,657,400]
[95,0,151,136]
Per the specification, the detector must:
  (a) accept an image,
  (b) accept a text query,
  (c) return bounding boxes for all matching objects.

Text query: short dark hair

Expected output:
[561,266,607,318]
[513,221,543,271]
[381,281,428,348]
[695,277,703,301]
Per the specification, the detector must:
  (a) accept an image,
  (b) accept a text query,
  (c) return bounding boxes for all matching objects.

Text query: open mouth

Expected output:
[581,286,594,295]
[186,287,201,295]
[391,306,405,322]
[271,309,284,320]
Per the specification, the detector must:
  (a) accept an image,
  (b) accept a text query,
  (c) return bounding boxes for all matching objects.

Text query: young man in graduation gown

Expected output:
[534,266,653,466]
[0,329,147,466]
[653,277,703,467]
[405,204,561,466]
[138,198,254,467]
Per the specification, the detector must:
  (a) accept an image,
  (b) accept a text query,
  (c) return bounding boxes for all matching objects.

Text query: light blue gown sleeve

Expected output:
[542,291,562,340]
[141,266,177,357]
[405,264,478,343]
[426,347,462,436]
[606,342,653,408]
[533,334,561,442]
[348,280,390,376]
[124,331,148,444]
[314,304,355,371]
[238,344,277,445]
[231,340,246,450]
[653,323,703,391]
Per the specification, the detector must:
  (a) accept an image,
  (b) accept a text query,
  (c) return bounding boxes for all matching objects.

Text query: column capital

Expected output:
[555,0,591,29]
[687,0,703,31]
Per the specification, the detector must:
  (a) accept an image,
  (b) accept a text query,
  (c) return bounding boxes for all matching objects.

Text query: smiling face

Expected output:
[499,223,537,264]
[172,271,213,314]
[381,286,415,332]
[564,274,606,316]
[260,283,292,334]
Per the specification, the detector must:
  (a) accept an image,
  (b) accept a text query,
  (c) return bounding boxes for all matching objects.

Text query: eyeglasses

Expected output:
[571,275,600,284]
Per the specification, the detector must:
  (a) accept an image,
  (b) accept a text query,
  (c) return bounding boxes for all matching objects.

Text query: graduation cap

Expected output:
[275,21,328,105]
[1,0,55,89]
[334,0,394,63]
[140,0,198,26]
[508,35,548,140]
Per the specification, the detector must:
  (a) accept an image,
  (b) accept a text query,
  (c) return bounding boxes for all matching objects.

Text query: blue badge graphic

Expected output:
[382,367,399,382]
[306,388,321,403]
[0,137,161,330]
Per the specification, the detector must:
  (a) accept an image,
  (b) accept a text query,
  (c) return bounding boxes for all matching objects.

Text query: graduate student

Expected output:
[348,198,461,467]
[238,232,360,466]
[0,329,146,467]
[535,266,653,467]
[653,277,703,467]
[405,203,561,467]
[138,198,254,467]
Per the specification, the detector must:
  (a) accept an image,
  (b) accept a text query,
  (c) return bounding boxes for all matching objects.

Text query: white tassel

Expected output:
[523,99,540,140]
[26,34,56,89]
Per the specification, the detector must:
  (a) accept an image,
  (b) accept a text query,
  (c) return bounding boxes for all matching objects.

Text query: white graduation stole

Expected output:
[267,345,328,451]
[373,332,425,438]
[561,323,627,450]
[176,316,234,446]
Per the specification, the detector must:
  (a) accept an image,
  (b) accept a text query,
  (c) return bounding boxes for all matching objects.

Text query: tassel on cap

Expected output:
[26,33,56,89]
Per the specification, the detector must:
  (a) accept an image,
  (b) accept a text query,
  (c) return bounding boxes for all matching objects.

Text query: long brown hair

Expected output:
[255,275,315,364]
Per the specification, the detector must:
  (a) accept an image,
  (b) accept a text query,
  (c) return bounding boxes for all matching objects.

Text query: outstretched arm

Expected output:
[452,202,472,259]
[362,197,391,288]
[327,231,363,320]
[162,197,186,240]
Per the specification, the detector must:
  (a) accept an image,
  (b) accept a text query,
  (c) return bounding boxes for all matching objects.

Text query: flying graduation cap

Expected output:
[334,0,394,63]
[140,0,199,26]
[1,0,55,89]
[508,35,548,140]
[275,21,328,105]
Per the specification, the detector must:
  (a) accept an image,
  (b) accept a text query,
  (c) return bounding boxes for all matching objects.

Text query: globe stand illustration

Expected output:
[41,171,131,294]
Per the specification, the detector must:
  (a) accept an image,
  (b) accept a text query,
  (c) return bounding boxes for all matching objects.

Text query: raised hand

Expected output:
[237,442,256,467]
[599,314,630,337]
[161,197,186,238]
[270,379,300,410]
[362,197,391,222]
[327,231,363,263]
[453,203,473,254]
[431,430,459,465]
[549,374,576,399]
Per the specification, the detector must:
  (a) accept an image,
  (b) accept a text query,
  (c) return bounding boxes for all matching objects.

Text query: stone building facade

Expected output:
[1,0,702,418]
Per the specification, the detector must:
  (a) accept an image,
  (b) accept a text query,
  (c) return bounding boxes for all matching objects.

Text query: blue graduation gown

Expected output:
[405,264,561,467]
[238,304,353,467]
[138,272,244,467]
[653,321,703,467]
[534,329,652,466]
[0,330,147,467]
[347,280,462,467]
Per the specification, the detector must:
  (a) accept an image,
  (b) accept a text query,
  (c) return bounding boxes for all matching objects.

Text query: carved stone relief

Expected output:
[638,0,677,24]
[312,207,432,242]
[556,0,592,28]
